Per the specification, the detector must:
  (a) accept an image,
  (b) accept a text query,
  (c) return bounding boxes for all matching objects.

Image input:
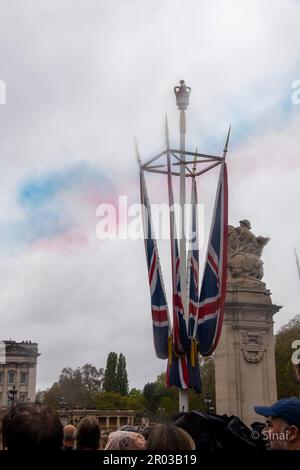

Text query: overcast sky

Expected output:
[0,0,300,391]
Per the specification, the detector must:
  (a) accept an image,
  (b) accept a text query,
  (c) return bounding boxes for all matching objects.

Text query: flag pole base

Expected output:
[179,389,189,413]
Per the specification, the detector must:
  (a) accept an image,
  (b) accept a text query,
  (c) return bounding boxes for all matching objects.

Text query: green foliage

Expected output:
[43,364,103,408]
[196,356,216,410]
[116,353,129,396]
[103,352,118,392]
[94,391,127,410]
[126,389,145,414]
[103,352,129,395]
[39,352,217,418]
[93,389,145,412]
[275,319,300,399]
[82,363,103,394]
[142,357,216,420]
[143,377,168,415]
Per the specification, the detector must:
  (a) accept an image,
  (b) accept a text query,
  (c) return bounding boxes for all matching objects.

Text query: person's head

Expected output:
[254,398,300,450]
[63,424,76,449]
[76,416,101,450]
[146,423,195,451]
[2,403,63,451]
[105,431,146,450]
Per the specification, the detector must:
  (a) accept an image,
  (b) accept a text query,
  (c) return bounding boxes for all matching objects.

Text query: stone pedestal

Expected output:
[215,281,281,425]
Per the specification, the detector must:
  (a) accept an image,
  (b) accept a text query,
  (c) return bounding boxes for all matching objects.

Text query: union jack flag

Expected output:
[186,175,201,393]
[196,163,228,356]
[140,171,170,359]
[187,176,200,338]
[166,155,190,389]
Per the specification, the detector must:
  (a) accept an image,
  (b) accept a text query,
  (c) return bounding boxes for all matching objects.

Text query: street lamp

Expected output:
[8,385,17,407]
[58,397,68,414]
[58,397,69,426]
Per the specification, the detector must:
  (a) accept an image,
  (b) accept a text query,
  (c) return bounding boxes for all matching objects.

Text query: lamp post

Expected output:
[58,397,69,425]
[174,79,191,413]
[8,385,17,407]
[59,397,68,414]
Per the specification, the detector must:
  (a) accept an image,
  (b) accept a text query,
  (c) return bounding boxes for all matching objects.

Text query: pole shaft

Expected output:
[179,109,189,413]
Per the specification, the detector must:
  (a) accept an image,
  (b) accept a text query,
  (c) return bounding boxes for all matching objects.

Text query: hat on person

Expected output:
[254,398,300,429]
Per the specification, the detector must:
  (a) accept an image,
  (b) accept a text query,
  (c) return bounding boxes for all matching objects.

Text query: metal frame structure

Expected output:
[141,148,223,176]
[138,80,230,412]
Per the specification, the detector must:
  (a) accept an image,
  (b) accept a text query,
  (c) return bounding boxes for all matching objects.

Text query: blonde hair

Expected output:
[146,423,195,451]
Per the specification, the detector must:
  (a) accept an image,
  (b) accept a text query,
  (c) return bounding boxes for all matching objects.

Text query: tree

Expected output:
[82,363,103,394]
[116,353,129,396]
[275,318,300,399]
[142,357,216,420]
[43,364,103,408]
[197,355,216,409]
[102,352,129,395]
[94,391,127,410]
[126,389,145,414]
[103,352,118,392]
[143,373,168,416]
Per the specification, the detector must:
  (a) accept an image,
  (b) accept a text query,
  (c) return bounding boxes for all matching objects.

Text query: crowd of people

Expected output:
[0,403,195,451]
[0,397,300,451]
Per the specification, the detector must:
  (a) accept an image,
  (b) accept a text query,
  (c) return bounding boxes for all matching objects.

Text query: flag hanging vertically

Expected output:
[196,162,228,356]
[186,173,202,393]
[140,169,171,359]
[166,153,190,389]
[187,175,200,338]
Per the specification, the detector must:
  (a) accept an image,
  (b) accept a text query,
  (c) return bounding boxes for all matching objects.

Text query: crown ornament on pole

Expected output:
[174,80,191,111]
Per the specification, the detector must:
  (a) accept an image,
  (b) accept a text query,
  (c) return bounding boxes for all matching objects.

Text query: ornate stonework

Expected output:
[227,220,270,287]
[214,218,281,425]
[241,331,266,364]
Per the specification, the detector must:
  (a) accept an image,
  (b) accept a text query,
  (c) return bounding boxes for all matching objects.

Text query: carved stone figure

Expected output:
[227,220,270,285]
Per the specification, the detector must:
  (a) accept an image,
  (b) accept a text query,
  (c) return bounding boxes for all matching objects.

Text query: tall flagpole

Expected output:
[174,80,191,412]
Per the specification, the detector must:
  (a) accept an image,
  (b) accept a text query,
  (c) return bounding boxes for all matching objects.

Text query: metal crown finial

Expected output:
[174,80,191,110]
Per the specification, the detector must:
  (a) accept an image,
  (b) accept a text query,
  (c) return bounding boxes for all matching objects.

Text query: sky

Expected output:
[0,0,300,391]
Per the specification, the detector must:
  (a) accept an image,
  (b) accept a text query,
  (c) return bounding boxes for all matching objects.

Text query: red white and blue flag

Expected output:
[196,163,228,356]
[187,176,200,338]
[166,155,190,389]
[140,171,170,360]
[186,175,201,393]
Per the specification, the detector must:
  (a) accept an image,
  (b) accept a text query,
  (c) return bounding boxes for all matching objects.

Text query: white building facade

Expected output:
[0,340,39,407]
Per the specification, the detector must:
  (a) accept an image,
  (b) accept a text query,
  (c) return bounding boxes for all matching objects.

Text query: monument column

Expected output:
[214,220,281,425]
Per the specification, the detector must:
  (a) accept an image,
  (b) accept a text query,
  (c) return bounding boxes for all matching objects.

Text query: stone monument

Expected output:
[214,220,281,425]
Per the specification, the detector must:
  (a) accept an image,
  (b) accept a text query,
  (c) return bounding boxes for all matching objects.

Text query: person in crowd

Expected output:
[2,403,63,451]
[146,423,195,451]
[105,431,146,450]
[254,397,300,450]
[76,416,101,450]
[62,424,76,450]
[99,431,109,450]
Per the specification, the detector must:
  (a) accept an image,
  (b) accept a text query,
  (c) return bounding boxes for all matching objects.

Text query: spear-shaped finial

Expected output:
[223,124,231,159]
[295,248,300,280]
[165,113,170,149]
[193,148,198,173]
[135,137,142,167]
